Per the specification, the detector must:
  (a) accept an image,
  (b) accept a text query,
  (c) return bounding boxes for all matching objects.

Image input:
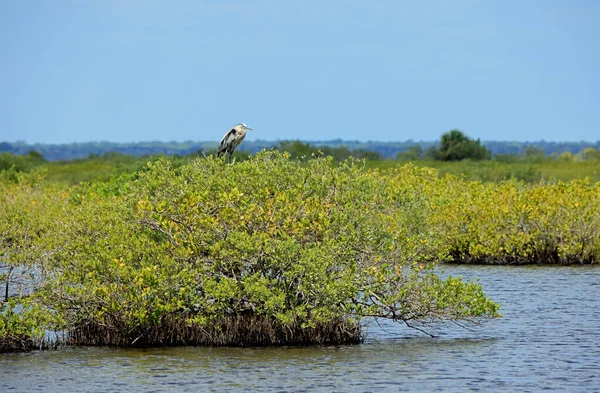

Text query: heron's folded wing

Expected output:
[217,129,237,153]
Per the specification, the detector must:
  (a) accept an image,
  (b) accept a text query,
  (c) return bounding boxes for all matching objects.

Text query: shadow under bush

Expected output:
[68,314,361,347]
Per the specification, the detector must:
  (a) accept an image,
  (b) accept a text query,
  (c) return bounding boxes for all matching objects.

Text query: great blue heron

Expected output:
[217,123,253,163]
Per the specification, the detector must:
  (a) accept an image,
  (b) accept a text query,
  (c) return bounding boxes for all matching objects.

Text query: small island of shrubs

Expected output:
[2,148,599,352]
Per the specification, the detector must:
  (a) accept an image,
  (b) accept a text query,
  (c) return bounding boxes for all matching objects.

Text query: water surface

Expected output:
[2,265,599,392]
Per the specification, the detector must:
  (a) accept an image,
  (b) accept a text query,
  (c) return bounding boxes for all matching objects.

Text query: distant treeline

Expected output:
[2,138,599,162]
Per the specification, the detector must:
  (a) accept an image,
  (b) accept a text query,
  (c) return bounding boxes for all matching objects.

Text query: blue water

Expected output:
[2,265,599,392]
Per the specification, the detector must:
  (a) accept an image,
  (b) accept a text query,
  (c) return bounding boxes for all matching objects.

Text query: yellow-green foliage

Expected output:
[370,159,600,184]
[407,170,600,264]
[25,152,498,347]
[3,152,598,350]
[0,175,67,351]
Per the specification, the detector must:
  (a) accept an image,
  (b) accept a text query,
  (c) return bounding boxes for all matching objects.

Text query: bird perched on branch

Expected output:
[217,123,253,163]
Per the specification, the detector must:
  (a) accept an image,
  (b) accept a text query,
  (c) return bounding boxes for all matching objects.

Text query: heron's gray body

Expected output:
[217,123,252,162]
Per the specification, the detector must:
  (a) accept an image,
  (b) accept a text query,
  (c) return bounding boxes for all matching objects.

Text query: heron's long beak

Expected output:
[245,126,253,130]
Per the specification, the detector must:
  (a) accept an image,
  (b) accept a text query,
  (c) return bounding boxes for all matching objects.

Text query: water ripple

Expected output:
[1,266,599,392]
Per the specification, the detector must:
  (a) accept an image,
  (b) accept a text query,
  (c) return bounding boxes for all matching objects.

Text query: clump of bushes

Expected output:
[428,130,491,161]
[0,301,56,352]
[1,152,499,350]
[3,151,599,352]
[422,173,600,264]
[0,173,66,351]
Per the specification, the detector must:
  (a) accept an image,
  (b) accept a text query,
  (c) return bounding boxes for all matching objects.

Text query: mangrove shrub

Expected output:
[424,174,600,264]
[36,152,499,346]
[0,174,65,351]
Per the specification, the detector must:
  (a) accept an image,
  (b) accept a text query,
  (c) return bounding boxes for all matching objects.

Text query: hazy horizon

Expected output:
[3,137,599,146]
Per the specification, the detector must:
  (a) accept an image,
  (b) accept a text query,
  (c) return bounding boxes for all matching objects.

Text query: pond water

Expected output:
[2,265,599,392]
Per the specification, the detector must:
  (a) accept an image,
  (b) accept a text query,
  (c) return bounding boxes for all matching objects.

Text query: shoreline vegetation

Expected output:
[2,133,600,185]
[2,137,599,353]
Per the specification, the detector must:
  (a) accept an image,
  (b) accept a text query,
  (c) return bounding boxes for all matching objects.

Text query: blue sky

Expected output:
[1,0,598,144]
